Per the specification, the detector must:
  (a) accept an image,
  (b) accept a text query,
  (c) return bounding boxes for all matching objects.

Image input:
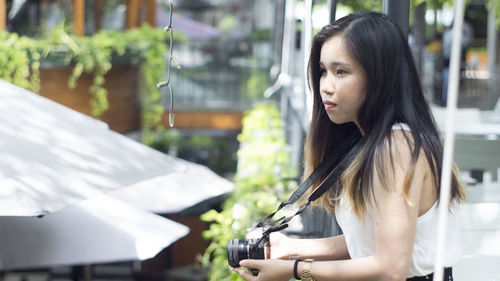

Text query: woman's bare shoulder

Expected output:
[374,129,429,195]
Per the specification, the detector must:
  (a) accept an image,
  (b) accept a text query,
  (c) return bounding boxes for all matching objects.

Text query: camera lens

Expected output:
[227,239,266,267]
[227,239,247,267]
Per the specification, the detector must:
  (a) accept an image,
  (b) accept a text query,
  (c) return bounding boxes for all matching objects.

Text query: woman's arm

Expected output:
[269,232,350,260]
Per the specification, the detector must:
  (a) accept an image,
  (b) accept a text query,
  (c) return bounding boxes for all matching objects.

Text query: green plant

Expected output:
[249,29,271,42]
[244,71,270,100]
[487,0,500,28]
[0,32,42,92]
[0,23,186,143]
[218,15,237,34]
[200,103,298,281]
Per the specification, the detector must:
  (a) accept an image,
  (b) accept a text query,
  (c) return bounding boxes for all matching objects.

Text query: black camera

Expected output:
[227,227,270,268]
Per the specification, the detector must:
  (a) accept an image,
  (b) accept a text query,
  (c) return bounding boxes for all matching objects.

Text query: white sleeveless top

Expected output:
[335,123,462,277]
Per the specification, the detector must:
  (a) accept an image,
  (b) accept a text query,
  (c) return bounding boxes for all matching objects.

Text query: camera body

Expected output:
[227,227,270,268]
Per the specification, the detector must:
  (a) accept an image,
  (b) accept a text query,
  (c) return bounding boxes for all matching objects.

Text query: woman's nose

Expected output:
[321,82,335,97]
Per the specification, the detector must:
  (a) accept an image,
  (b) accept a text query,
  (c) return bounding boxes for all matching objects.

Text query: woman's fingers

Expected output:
[240,259,262,269]
[231,259,263,280]
[232,266,257,281]
[233,259,293,281]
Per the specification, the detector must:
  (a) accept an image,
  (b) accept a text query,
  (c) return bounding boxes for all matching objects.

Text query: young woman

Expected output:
[233,12,465,281]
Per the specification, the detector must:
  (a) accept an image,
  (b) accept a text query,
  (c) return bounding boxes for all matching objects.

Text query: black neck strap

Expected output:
[255,130,361,232]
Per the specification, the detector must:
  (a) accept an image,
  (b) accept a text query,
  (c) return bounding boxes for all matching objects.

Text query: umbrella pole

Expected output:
[84,265,92,281]
[433,0,465,281]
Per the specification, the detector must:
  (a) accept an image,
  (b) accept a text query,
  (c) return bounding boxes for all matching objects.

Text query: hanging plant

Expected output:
[0,23,186,140]
[0,32,41,93]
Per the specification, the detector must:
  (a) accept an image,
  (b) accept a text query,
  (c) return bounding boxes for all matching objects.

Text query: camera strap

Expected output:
[254,130,361,237]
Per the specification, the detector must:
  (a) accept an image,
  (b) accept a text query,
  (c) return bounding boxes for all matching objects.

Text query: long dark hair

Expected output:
[303,12,464,217]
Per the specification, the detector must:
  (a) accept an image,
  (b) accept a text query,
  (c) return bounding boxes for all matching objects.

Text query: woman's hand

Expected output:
[232,259,294,281]
[269,232,295,259]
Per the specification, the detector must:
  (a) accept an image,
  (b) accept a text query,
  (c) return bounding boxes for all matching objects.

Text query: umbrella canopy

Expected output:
[0,79,184,216]
[0,194,189,270]
[110,160,233,214]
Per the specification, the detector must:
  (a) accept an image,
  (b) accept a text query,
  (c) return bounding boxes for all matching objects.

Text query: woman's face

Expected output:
[319,34,367,130]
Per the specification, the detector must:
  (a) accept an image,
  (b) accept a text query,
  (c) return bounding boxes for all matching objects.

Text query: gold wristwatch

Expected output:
[300,259,316,281]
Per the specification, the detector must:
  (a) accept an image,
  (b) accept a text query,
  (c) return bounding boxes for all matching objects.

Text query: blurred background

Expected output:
[0,0,499,281]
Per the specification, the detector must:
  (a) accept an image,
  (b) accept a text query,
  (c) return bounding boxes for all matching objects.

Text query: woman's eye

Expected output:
[336,69,347,75]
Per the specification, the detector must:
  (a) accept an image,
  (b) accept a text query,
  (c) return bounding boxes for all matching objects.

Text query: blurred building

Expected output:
[0,0,282,280]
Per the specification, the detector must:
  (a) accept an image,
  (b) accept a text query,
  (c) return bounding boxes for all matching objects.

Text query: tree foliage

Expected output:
[487,0,500,28]
[338,0,382,11]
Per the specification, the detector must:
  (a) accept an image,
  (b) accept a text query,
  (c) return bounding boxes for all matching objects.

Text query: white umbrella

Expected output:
[0,79,185,216]
[0,194,189,270]
[110,160,233,214]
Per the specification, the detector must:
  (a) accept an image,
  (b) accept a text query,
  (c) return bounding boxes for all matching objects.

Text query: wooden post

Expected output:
[74,0,85,36]
[0,0,6,31]
[126,0,139,29]
[95,0,104,32]
[147,0,156,27]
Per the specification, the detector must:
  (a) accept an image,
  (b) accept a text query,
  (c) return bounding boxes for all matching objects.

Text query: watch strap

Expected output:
[300,259,316,281]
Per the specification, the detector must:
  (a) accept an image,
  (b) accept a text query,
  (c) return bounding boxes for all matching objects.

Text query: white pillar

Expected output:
[433,1,466,281]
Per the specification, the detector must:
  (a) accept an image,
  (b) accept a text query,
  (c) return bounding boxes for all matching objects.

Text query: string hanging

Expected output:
[156,0,180,127]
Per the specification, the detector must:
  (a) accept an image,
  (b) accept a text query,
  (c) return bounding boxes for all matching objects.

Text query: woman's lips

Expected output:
[323,101,336,110]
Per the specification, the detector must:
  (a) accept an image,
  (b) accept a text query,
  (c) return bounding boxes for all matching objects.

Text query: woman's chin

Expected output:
[327,115,346,125]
